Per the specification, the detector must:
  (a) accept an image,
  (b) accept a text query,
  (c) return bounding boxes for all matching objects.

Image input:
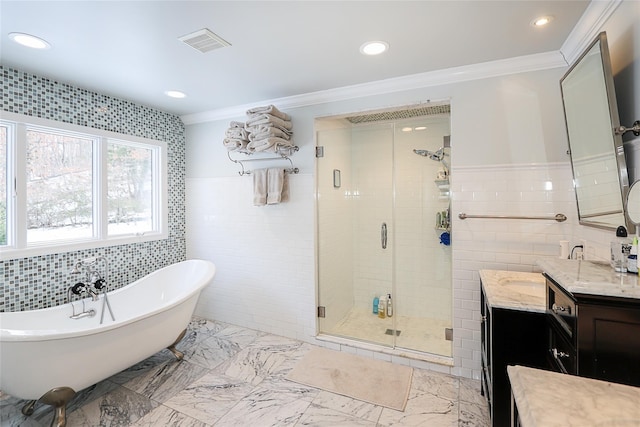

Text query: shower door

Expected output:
[316,123,395,347]
[316,114,452,356]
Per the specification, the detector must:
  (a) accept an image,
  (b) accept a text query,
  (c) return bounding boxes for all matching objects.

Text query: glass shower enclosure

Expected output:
[316,106,452,357]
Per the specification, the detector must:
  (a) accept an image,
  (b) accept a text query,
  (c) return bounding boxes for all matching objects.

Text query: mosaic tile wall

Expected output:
[0,66,187,312]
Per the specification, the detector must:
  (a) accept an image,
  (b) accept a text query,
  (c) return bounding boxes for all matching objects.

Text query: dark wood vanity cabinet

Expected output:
[481,284,547,427]
[545,275,640,387]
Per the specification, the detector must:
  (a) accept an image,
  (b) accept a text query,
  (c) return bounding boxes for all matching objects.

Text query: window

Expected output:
[107,141,155,236]
[0,125,7,246]
[26,128,94,242]
[0,112,167,259]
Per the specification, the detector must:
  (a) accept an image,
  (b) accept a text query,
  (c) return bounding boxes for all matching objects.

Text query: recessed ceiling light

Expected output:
[360,41,389,56]
[401,127,413,132]
[9,32,51,49]
[532,15,554,27]
[165,90,187,99]
[414,126,427,131]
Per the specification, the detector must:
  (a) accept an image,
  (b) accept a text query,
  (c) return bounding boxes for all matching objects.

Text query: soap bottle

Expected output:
[611,226,629,272]
[386,293,393,317]
[628,236,638,274]
[378,295,386,319]
[373,296,379,315]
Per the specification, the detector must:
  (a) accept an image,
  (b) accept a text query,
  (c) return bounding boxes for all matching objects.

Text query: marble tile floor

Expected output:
[0,317,489,426]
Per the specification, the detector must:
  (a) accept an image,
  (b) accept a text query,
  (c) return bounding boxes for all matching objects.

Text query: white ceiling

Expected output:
[0,1,590,117]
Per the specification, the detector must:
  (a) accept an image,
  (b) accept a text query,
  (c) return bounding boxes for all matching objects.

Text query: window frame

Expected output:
[0,111,168,260]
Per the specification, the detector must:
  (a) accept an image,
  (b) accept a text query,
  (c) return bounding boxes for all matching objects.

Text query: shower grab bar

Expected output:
[458,212,567,222]
[381,223,387,249]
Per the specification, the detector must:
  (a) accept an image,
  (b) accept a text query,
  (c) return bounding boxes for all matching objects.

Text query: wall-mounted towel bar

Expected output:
[227,147,299,176]
[458,212,567,222]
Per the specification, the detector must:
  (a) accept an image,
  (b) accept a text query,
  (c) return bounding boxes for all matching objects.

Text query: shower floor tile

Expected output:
[327,308,453,357]
[0,317,486,426]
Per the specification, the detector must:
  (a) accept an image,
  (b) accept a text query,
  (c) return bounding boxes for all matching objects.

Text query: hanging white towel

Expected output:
[253,168,268,206]
[280,169,290,203]
[267,168,285,204]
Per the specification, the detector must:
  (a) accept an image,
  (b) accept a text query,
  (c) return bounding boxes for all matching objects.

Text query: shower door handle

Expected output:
[381,223,387,249]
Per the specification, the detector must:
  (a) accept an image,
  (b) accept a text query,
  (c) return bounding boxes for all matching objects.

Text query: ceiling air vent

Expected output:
[178,28,231,53]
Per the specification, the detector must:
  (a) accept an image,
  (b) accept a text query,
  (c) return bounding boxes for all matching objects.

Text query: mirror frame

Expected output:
[627,180,640,225]
[560,32,635,233]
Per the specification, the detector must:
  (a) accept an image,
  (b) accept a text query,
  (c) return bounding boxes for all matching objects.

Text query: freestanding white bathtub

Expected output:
[0,259,215,425]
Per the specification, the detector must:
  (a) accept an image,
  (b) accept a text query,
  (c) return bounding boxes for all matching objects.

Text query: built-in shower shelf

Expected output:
[435,179,450,199]
[434,179,449,189]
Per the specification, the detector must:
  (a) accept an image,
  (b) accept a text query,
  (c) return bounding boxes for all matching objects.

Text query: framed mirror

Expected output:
[560,32,635,233]
[627,181,640,225]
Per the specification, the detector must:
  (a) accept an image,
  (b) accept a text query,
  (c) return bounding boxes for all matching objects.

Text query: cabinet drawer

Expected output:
[546,278,576,338]
[547,322,576,375]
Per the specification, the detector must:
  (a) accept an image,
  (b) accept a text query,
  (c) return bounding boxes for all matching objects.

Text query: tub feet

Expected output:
[21,400,36,416]
[167,329,187,361]
[22,387,76,427]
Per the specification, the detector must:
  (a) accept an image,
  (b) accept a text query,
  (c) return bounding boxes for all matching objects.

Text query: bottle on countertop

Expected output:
[611,226,629,272]
[373,296,379,315]
[378,295,386,319]
[628,236,638,274]
[386,293,393,317]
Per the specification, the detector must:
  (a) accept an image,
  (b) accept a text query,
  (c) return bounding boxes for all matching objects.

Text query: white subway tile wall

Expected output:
[188,161,617,380]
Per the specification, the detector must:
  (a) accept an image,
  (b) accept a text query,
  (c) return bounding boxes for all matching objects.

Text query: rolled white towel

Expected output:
[246,124,293,138]
[246,105,291,121]
[245,114,292,130]
[229,121,245,128]
[247,137,276,153]
[225,127,249,140]
[248,136,294,154]
[276,144,297,156]
[248,127,292,141]
[223,137,249,152]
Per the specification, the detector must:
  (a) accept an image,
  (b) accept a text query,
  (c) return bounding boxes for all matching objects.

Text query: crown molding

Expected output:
[560,0,622,66]
[181,51,566,125]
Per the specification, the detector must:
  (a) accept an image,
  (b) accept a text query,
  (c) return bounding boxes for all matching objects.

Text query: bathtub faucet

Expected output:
[67,284,97,320]
[70,282,99,301]
[70,256,108,295]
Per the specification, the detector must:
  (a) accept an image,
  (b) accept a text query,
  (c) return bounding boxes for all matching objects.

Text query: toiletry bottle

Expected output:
[628,237,638,274]
[373,296,379,315]
[386,293,393,317]
[378,295,386,319]
[611,226,628,271]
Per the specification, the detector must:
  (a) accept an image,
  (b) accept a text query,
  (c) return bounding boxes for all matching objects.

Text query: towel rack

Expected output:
[458,212,567,222]
[227,147,299,176]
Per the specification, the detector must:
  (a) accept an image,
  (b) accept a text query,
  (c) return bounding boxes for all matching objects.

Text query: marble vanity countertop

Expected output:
[537,258,640,300]
[479,270,546,313]
[508,365,640,427]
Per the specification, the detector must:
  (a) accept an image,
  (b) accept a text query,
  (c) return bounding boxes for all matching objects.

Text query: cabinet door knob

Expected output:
[552,303,570,314]
[552,348,569,359]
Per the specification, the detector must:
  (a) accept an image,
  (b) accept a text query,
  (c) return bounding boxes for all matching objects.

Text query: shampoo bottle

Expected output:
[628,237,638,274]
[386,293,393,317]
[373,296,379,315]
[378,295,386,319]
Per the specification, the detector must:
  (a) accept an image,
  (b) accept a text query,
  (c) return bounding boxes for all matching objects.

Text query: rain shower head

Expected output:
[413,148,445,161]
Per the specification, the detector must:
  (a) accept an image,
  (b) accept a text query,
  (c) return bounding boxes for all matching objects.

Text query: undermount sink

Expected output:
[497,278,545,297]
